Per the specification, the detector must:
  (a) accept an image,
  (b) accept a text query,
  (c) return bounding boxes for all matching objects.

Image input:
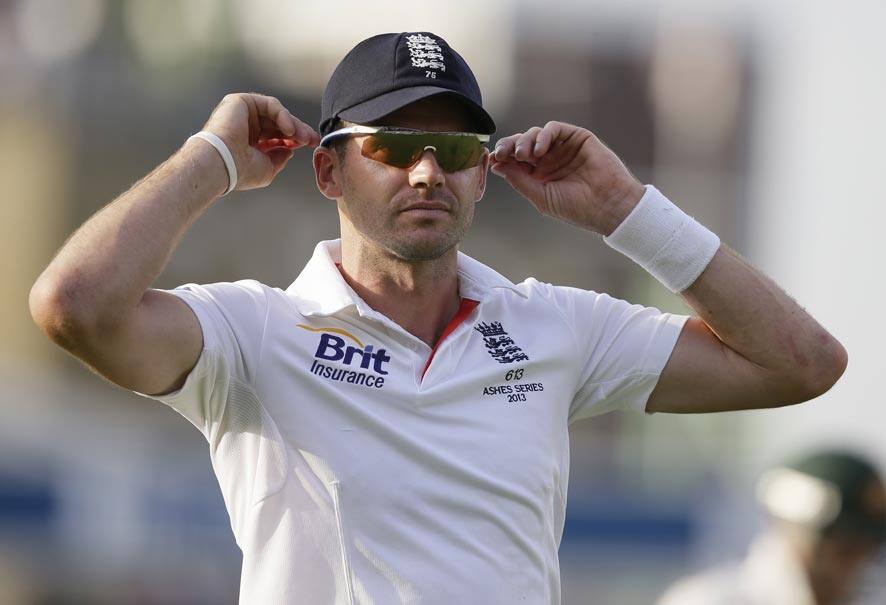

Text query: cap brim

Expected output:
[337,86,496,134]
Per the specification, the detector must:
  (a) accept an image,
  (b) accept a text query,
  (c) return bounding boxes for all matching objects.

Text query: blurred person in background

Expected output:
[658,450,886,605]
[28,31,847,603]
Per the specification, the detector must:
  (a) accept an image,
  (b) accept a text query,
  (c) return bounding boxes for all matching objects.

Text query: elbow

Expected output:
[29,276,95,348]
[795,337,849,402]
[819,338,849,392]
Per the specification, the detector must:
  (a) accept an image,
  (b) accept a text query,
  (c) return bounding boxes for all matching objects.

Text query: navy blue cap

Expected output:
[320,32,496,136]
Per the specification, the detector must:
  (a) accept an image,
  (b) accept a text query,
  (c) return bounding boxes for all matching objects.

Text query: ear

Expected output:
[313,146,343,200]
[473,148,490,203]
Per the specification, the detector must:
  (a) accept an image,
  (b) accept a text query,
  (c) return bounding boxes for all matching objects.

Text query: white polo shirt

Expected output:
[136,239,688,604]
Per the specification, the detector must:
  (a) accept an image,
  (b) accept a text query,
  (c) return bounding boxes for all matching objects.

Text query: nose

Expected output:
[407,148,445,189]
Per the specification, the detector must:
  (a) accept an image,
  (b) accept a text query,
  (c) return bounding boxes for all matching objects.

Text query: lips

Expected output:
[400,201,451,213]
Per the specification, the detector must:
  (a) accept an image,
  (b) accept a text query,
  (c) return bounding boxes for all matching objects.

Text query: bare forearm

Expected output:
[681,244,847,393]
[490,121,847,410]
[31,138,227,331]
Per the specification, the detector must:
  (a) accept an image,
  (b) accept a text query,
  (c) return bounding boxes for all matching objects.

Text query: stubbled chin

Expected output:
[383,231,460,261]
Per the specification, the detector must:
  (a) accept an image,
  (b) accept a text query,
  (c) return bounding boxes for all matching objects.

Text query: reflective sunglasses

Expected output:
[319,125,490,173]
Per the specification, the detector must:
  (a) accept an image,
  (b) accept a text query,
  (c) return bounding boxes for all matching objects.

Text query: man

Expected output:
[29,32,846,604]
[658,450,886,605]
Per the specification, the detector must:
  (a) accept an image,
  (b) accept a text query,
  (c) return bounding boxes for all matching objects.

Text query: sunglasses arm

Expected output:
[319,125,381,148]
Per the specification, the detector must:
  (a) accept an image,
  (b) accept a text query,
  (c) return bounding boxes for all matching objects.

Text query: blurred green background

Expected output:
[2,0,884,602]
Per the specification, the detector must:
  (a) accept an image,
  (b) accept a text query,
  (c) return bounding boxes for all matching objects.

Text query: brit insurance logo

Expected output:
[297,325,390,389]
[406,33,445,79]
[474,321,529,364]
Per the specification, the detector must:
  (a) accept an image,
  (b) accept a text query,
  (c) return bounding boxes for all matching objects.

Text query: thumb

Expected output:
[237,146,277,190]
[490,161,544,202]
[267,148,294,174]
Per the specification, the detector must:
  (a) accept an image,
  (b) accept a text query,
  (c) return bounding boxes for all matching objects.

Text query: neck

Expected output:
[339,235,461,348]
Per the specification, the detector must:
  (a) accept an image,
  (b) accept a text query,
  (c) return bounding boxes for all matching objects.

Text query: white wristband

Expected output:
[603,185,720,293]
[188,131,237,195]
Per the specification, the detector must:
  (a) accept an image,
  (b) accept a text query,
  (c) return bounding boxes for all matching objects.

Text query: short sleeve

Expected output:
[540,284,688,422]
[132,280,270,438]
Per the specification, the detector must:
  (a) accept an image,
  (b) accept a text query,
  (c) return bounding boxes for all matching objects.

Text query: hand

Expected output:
[490,121,646,235]
[201,93,320,191]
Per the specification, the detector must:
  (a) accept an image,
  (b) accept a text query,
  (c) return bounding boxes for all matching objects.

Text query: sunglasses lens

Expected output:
[427,134,484,172]
[361,133,421,168]
[360,132,484,172]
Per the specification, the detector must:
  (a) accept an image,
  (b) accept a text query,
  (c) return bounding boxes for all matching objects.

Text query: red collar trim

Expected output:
[422,298,480,379]
[333,264,478,379]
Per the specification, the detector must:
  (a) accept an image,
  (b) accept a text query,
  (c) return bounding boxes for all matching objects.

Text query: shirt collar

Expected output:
[286,239,525,317]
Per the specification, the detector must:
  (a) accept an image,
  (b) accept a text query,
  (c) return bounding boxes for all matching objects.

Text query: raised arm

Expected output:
[489,121,847,413]
[29,93,319,396]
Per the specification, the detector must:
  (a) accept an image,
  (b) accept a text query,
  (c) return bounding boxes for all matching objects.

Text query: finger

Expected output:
[492,134,520,162]
[258,115,287,139]
[258,95,295,136]
[242,96,262,146]
[514,127,542,162]
[290,116,321,147]
[240,144,295,189]
[255,118,319,152]
[256,138,295,153]
[255,95,319,146]
[489,160,544,205]
[533,121,564,157]
[240,145,276,190]
[257,111,297,140]
[267,147,294,173]
[240,94,293,143]
[257,114,319,148]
